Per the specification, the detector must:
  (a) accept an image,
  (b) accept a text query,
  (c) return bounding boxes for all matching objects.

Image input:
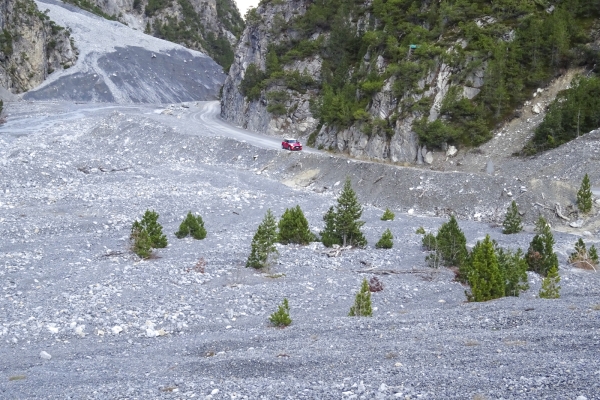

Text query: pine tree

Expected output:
[246,209,278,269]
[334,178,367,247]
[526,216,558,276]
[496,246,529,297]
[269,298,292,327]
[539,265,561,299]
[175,212,207,240]
[320,206,341,247]
[0,99,3,116]
[375,228,393,249]
[589,245,599,265]
[466,235,505,302]
[502,201,523,234]
[577,173,593,214]
[436,215,468,267]
[381,208,395,221]
[278,205,314,245]
[348,278,372,317]
[132,210,167,248]
[568,238,587,263]
[130,225,152,259]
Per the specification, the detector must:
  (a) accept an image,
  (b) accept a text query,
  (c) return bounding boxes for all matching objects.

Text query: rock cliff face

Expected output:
[219,0,457,163]
[0,0,77,94]
[221,0,318,137]
[62,0,244,69]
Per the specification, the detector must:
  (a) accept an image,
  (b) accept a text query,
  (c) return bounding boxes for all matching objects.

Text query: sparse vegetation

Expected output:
[380,208,395,221]
[320,178,366,248]
[539,266,561,299]
[526,216,558,277]
[502,201,522,234]
[465,235,505,302]
[375,228,393,249]
[415,226,426,235]
[577,173,593,214]
[423,215,467,272]
[175,211,207,240]
[348,278,372,317]
[130,210,167,258]
[269,298,292,327]
[246,209,278,269]
[569,238,599,271]
[278,205,314,245]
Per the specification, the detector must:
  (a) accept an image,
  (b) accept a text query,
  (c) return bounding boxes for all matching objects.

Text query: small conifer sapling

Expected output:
[375,228,393,249]
[526,216,558,276]
[502,201,523,234]
[466,235,505,302]
[577,173,593,214]
[349,278,373,317]
[334,178,367,247]
[539,266,561,299]
[269,298,292,327]
[175,212,207,240]
[381,208,395,221]
[278,205,314,245]
[132,210,167,248]
[320,206,341,247]
[130,225,152,259]
[246,209,278,269]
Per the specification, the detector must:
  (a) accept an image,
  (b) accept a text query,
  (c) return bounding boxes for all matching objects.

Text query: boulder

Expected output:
[424,151,433,164]
[446,146,458,157]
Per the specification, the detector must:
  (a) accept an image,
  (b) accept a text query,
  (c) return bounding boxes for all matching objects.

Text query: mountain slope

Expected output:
[23,0,225,103]
[61,0,244,70]
[221,0,599,163]
[0,0,77,95]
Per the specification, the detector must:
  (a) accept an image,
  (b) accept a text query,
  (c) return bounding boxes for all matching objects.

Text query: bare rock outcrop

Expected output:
[0,0,77,95]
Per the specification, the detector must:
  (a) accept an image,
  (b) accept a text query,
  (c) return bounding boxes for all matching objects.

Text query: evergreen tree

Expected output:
[334,178,367,247]
[496,246,529,297]
[381,208,395,221]
[269,298,292,327]
[502,201,523,234]
[526,216,558,276]
[0,99,3,116]
[568,238,587,263]
[590,245,599,265]
[246,209,278,269]
[577,173,593,214]
[466,235,505,302]
[348,278,372,317]
[278,205,314,245]
[132,210,167,248]
[436,215,468,267]
[175,212,207,240]
[320,206,341,247]
[539,265,561,299]
[130,225,152,259]
[375,228,393,249]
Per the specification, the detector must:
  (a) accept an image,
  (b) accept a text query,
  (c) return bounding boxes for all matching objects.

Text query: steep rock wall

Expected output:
[0,0,77,94]
[220,0,316,136]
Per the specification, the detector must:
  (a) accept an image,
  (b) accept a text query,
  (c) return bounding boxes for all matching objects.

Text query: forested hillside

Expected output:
[222,0,600,161]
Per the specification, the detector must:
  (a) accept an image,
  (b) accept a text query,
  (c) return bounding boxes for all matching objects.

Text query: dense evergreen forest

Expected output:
[242,0,600,152]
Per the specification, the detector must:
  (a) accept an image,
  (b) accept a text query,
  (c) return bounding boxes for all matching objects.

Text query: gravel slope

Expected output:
[1,102,599,399]
[23,0,225,103]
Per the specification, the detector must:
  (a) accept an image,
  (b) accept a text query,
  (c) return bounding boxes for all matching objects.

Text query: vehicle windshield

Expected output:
[287,139,297,143]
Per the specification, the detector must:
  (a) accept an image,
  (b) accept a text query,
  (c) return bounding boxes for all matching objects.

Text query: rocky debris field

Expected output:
[1,101,600,399]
